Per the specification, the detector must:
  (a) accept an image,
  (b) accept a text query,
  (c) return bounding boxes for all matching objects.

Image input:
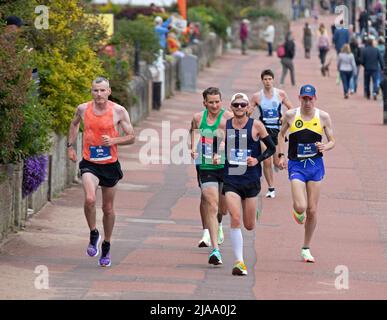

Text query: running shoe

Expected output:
[98,242,111,267]
[198,232,211,248]
[86,230,101,257]
[301,248,315,263]
[218,224,224,245]
[232,260,247,276]
[265,189,276,198]
[208,248,223,265]
[292,209,305,225]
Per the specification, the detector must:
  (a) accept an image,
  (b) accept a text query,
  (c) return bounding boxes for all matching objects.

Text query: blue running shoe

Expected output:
[98,241,111,267]
[86,230,101,257]
[208,248,222,265]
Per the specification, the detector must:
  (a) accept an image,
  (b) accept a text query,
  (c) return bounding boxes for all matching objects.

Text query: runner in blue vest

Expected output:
[249,69,293,198]
[223,93,276,275]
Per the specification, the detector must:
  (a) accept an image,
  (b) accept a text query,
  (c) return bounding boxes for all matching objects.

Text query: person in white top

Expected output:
[337,44,357,99]
[249,69,293,198]
[262,22,275,56]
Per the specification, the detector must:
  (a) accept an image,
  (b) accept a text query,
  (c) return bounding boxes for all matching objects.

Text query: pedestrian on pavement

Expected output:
[316,23,330,70]
[249,69,293,199]
[223,93,275,275]
[276,84,335,263]
[262,21,275,56]
[349,36,362,94]
[376,36,385,94]
[303,22,313,59]
[67,77,135,267]
[360,37,384,100]
[292,0,300,21]
[190,87,233,266]
[239,19,249,55]
[337,44,357,99]
[333,19,350,55]
[280,31,296,86]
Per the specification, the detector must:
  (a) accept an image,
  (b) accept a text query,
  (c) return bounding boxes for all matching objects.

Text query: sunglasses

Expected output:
[231,102,248,108]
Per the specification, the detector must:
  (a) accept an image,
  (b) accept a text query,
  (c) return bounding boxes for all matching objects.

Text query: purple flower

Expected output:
[22,155,48,198]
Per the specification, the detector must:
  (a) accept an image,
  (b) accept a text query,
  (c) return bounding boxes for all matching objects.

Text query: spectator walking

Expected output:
[333,20,349,55]
[360,38,384,100]
[240,19,249,55]
[337,44,357,99]
[376,36,385,94]
[280,32,296,86]
[317,23,330,67]
[349,37,362,94]
[262,21,275,56]
[303,22,313,59]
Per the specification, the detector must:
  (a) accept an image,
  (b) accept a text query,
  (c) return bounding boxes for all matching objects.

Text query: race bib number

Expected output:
[262,108,279,125]
[89,145,112,161]
[297,143,317,158]
[229,148,252,165]
[202,142,213,160]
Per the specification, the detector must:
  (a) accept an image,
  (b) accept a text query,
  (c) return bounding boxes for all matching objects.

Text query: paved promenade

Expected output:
[1,15,387,300]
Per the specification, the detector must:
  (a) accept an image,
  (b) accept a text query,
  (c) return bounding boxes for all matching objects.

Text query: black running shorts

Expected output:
[222,181,261,200]
[79,158,123,188]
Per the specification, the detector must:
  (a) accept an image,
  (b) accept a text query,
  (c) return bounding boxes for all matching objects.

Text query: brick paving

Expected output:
[1,14,387,300]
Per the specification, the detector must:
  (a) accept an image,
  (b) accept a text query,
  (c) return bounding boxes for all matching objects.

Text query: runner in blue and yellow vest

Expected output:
[277,84,335,263]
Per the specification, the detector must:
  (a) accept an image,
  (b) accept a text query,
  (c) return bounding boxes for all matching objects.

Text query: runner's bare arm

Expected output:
[190,113,200,159]
[317,111,335,153]
[248,93,260,117]
[247,120,275,166]
[113,108,135,145]
[279,90,294,109]
[277,111,292,169]
[67,105,86,162]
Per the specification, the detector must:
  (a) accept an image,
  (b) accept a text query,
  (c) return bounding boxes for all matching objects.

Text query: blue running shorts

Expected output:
[288,157,325,183]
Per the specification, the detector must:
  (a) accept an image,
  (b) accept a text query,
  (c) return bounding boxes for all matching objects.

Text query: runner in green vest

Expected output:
[190,87,232,266]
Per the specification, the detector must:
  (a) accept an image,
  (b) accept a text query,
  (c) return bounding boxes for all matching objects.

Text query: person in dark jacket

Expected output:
[303,22,312,59]
[280,32,296,86]
[349,37,361,94]
[333,20,349,54]
[360,38,384,100]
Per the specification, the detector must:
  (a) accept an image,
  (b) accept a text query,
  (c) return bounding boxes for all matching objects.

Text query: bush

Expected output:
[0,29,30,163]
[113,17,160,64]
[187,6,229,40]
[99,43,134,108]
[29,0,106,134]
[240,7,286,20]
[22,155,48,198]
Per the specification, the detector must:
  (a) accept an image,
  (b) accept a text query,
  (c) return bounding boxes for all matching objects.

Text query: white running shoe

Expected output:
[265,189,276,198]
[198,232,211,248]
[301,248,315,263]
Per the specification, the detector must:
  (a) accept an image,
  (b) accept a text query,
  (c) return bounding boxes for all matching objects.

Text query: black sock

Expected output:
[101,241,110,255]
[90,229,99,236]
[268,187,275,192]
[302,247,309,250]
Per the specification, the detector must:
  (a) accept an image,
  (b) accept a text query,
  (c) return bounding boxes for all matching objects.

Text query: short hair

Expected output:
[92,76,110,87]
[202,87,221,101]
[261,69,274,79]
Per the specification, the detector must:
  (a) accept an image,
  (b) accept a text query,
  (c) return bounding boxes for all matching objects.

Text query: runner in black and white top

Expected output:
[249,69,293,198]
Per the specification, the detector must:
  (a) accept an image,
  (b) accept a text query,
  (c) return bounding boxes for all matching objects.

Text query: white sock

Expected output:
[230,228,244,262]
[203,229,209,238]
[218,222,222,228]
